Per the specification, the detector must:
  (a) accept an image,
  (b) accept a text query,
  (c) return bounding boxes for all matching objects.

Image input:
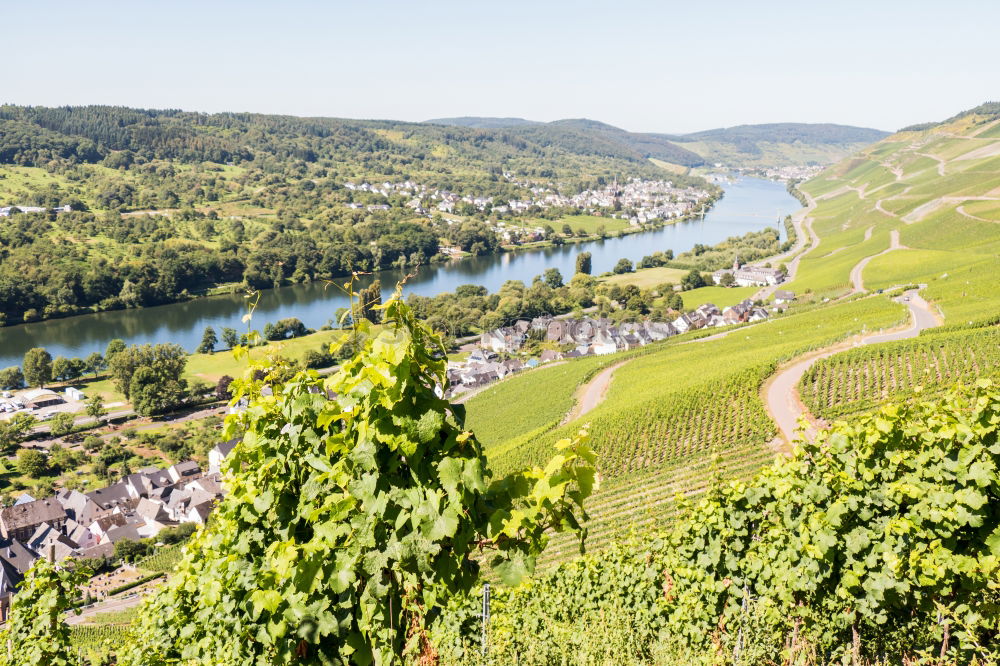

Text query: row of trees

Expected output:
[2,348,106,389]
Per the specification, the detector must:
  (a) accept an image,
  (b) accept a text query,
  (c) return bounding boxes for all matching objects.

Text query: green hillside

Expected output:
[466,104,1000,567]
[12,105,1000,665]
[670,122,889,168]
[423,117,891,169]
[0,104,717,327]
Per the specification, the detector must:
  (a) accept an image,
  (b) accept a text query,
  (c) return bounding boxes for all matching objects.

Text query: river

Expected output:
[0,178,798,367]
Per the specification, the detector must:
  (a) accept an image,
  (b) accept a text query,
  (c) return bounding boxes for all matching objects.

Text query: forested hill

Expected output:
[0,104,715,327]
[424,116,540,128]
[0,104,680,179]
[680,122,888,145]
[425,116,889,168]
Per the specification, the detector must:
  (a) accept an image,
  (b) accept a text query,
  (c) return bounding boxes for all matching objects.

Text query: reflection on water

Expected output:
[0,178,797,366]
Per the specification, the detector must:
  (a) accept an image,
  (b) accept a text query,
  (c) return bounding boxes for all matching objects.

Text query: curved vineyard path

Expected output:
[561,360,628,424]
[849,229,906,293]
[762,288,941,449]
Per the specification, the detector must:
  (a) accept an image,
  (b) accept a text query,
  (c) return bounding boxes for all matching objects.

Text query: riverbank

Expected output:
[0,178,796,368]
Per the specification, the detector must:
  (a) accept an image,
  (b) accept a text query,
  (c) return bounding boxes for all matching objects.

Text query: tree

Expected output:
[114,538,151,564]
[613,258,634,274]
[0,366,24,390]
[719,271,736,287]
[681,269,706,290]
[356,279,382,324]
[130,366,187,417]
[561,223,573,236]
[22,347,52,387]
[49,412,75,437]
[215,375,234,401]
[49,444,83,473]
[16,449,49,478]
[105,338,126,361]
[85,394,107,423]
[596,224,607,238]
[196,326,218,354]
[108,343,187,400]
[84,352,105,378]
[543,267,564,289]
[0,413,35,451]
[0,557,89,666]
[51,356,73,382]
[575,251,592,275]
[121,294,596,665]
[666,292,685,311]
[221,327,240,350]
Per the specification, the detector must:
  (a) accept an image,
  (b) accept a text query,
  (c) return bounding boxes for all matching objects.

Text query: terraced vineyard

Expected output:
[135,544,184,574]
[478,296,904,568]
[538,440,776,567]
[71,617,134,662]
[800,325,1000,421]
[463,354,611,449]
[796,110,1000,317]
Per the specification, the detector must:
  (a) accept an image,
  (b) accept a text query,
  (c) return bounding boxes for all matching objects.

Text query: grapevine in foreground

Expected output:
[119,291,596,665]
[0,557,90,666]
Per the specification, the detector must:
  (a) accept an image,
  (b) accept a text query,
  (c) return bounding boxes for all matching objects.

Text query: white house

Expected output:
[209,439,239,475]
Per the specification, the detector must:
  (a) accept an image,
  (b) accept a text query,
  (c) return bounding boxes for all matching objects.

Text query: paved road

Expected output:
[763,289,940,446]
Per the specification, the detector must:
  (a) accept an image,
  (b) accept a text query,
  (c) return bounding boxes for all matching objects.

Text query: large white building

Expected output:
[712,257,785,287]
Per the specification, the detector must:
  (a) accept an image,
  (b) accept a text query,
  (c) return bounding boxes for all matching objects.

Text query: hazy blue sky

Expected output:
[3,0,997,133]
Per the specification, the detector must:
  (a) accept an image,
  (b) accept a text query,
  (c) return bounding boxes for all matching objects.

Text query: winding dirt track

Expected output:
[762,289,940,448]
[849,229,905,293]
[563,360,628,423]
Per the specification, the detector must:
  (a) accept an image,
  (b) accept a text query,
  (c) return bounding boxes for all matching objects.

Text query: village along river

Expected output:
[0,178,798,368]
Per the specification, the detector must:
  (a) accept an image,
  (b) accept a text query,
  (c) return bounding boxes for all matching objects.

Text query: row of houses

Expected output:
[0,204,72,217]
[341,176,712,230]
[453,301,773,394]
[0,439,238,618]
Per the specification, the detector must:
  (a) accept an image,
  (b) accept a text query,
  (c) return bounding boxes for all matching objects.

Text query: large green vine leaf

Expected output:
[119,291,596,665]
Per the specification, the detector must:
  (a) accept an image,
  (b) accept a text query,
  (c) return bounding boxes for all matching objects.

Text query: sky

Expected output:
[3,0,998,134]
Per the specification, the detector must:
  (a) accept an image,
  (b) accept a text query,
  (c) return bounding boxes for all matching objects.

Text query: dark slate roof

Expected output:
[86,482,133,510]
[212,438,239,458]
[0,498,67,533]
[0,558,23,597]
[0,540,39,575]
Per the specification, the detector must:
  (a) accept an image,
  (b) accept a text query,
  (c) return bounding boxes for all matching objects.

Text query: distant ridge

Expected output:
[423,117,889,168]
[681,122,889,145]
[424,116,539,128]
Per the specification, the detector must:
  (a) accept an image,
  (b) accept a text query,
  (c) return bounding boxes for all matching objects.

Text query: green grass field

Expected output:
[600,266,690,289]
[680,285,758,309]
[464,355,612,449]
[558,214,629,234]
[60,327,353,409]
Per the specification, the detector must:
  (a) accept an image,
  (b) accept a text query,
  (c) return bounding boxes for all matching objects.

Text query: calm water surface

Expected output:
[0,178,798,367]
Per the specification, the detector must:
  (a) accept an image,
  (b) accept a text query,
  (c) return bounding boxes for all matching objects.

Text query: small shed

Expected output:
[64,387,85,401]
